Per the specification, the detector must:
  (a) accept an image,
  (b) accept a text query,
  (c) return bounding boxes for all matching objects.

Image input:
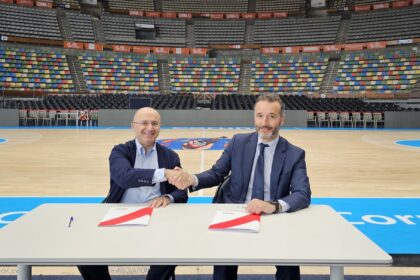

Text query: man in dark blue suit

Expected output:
[172,94,311,280]
[78,107,188,280]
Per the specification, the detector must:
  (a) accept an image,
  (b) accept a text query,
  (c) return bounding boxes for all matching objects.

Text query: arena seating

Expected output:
[255,0,306,12]
[0,0,419,128]
[107,0,154,12]
[352,0,393,5]
[66,11,95,42]
[346,6,420,42]
[250,55,329,94]
[162,0,248,13]
[168,57,241,94]
[0,47,75,93]
[194,20,245,47]
[102,13,186,47]
[254,16,340,46]
[0,3,62,40]
[2,93,408,112]
[78,53,159,94]
[334,49,420,94]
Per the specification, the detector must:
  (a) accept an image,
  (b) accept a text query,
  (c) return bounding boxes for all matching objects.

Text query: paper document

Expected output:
[98,207,153,227]
[208,210,260,233]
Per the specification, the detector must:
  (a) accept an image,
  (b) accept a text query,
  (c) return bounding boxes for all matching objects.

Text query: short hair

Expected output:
[254,94,284,116]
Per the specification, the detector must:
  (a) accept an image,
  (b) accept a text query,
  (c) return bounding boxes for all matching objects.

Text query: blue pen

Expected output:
[68,216,74,228]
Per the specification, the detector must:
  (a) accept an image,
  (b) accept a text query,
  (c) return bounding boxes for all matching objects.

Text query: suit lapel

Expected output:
[156,143,165,169]
[156,143,168,195]
[242,133,258,200]
[270,137,287,199]
[129,140,137,165]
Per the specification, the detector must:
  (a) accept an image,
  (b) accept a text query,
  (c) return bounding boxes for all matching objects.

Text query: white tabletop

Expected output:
[0,204,391,267]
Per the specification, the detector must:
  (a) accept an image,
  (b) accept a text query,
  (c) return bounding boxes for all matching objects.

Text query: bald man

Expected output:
[78,107,188,280]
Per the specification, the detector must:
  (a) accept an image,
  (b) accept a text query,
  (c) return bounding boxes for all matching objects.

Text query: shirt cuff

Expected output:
[278,199,290,213]
[153,168,166,184]
[189,175,199,191]
[163,194,174,203]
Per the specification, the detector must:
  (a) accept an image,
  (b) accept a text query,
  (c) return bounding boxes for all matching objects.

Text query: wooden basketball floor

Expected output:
[1,127,419,276]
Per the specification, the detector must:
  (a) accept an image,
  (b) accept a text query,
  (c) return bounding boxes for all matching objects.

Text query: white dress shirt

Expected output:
[120,139,171,203]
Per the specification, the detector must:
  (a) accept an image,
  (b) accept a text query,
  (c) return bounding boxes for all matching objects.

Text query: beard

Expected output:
[256,125,279,140]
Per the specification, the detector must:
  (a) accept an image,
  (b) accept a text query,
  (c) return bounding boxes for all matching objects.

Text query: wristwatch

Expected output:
[268,200,281,213]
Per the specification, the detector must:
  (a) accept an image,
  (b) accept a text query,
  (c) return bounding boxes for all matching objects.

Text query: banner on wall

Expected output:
[16,0,33,6]
[112,45,131,52]
[257,12,272,19]
[210,13,224,19]
[173,47,189,55]
[36,1,53,8]
[132,46,151,54]
[323,44,342,51]
[344,43,365,50]
[397,39,413,45]
[354,4,370,11]
[162,12,177,18]
[64,41,84,49]
[367,41,387,49]
[242,13,256,19]
[373,3,389,9]
[302,45,321,53]
[282,46,300,53]
[226,13,240,19]
[84,43,103,51]
[129,10,144,16]
[273,12,287,18]
[152,47,170,54]
[145,12,161,18]
[262,47,280,54]
[392,0,409,7]
[190,48,207,55]
[178,13,192,19]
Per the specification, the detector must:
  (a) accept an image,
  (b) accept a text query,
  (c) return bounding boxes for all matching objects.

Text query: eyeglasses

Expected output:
[132,121,160,127]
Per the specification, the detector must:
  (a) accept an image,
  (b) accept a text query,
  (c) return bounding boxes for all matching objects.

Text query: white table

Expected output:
[0,204,391,280]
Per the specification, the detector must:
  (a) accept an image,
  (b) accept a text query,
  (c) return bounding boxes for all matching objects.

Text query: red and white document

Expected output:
[208,211,260,233]
[98,207,153,227]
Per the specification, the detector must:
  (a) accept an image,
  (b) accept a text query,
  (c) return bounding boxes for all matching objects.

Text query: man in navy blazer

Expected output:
[78,107,187,280]
[171,95,311,280]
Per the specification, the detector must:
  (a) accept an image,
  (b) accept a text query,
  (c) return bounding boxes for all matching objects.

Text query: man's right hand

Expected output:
[165,167,195,190]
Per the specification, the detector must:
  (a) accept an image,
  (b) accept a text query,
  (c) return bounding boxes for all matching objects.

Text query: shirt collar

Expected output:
[135,138,156,156]
[257,136,279,150]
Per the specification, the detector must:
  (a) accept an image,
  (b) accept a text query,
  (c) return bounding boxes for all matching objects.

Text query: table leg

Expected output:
[17,265,31,280]
[330,266,344,280]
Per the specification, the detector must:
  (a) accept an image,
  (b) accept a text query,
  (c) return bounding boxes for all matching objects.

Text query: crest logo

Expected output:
[158,137,230,150]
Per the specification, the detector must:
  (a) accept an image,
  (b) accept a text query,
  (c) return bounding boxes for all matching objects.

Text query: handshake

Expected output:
[164,167,195,190]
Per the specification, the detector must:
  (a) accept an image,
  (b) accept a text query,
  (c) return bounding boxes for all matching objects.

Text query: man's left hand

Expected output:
[246,199,276,214]
[149,196,171,208]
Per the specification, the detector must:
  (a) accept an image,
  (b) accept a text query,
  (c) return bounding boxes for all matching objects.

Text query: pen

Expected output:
[68,216,74,228]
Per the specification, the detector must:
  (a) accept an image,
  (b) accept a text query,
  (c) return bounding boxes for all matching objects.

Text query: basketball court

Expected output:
[1,126,420,277]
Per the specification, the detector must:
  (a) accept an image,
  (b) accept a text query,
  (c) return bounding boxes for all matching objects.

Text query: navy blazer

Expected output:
[104,139,188,204]
[196,132,311,212]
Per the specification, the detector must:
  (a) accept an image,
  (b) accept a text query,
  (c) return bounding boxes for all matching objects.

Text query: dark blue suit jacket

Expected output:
[196,132,311,212]
[104,139,188,204]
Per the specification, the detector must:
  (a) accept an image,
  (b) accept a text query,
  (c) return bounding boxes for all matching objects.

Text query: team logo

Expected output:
[158,137,230,150]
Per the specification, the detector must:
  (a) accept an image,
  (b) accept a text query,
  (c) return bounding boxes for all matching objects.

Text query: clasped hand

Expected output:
[165,167,194,190]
